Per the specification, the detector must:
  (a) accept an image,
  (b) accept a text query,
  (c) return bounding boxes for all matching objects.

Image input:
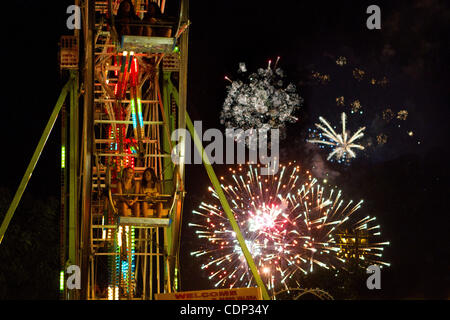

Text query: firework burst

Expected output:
[220,59,303,145]
[307,112,366,163]
[190,163,389,292]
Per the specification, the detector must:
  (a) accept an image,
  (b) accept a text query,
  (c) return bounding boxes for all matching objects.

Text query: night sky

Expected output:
[0,0,449,299]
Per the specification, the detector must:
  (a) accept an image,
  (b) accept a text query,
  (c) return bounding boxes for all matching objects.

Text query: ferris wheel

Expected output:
[58,0,190,300]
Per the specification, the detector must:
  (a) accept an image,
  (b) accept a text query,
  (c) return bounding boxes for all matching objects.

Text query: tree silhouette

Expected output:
[0,187,59,299]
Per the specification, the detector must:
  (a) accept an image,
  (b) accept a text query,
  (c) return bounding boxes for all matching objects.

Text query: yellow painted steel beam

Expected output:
[0,78,73,244]
[185,112,270,300]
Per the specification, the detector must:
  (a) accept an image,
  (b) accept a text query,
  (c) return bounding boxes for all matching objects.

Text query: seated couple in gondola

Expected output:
[117,166,165,218]
[115,0,173,38]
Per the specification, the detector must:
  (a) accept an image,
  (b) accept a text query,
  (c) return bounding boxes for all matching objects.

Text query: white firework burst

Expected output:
[308,112,366,161]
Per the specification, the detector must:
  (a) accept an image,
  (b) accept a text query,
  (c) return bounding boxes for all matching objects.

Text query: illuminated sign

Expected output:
[155,287,262,300]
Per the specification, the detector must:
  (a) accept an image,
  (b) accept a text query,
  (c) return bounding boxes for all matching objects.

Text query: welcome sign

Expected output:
[155,287,262,300]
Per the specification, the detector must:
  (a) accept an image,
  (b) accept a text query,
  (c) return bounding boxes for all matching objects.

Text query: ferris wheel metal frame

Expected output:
[272,287,334,300]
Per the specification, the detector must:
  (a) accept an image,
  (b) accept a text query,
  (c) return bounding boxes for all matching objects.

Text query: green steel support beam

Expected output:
[162,71,174,292]
[80,0,95,299]
[162,71,174,192]
[69,70,79,266]
[163,69,185,292]
[60,101,68,298]
[185,112,270,300]
[0,78,73,245]
[174,1,189,291]
[162,59,187,292]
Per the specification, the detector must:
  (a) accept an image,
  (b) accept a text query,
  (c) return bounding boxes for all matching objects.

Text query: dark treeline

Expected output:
[0,188,59,299]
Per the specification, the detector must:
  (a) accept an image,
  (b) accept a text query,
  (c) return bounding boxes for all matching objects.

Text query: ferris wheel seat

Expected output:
[119,216,170,227]
[121,35,176,54]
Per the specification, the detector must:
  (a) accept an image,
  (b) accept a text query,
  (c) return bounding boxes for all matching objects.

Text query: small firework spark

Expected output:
[376,133,388,145]
[352,68,365,81]
[382,109,395,122]
[336,96,345,107]
[377,76,389,87]
[336,56,347,66]
[190,163,390,292]
[311,71,331,84]
[397,110,408,120]
[307,113,366,162]
[350,100,362,114]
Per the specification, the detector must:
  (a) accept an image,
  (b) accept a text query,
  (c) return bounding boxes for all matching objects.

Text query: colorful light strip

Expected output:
[114,55,118,77]
[108,285,113,300]
[133,57,138,75]
[131,226,136,289]
[107,285,119,300]
[131,98,138,131]
[114,225,137,296]
[137,97,144,138]
[115,226,122,297]
[59,270,64,291]
[115,51,128,99]
[61,146,66,169]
